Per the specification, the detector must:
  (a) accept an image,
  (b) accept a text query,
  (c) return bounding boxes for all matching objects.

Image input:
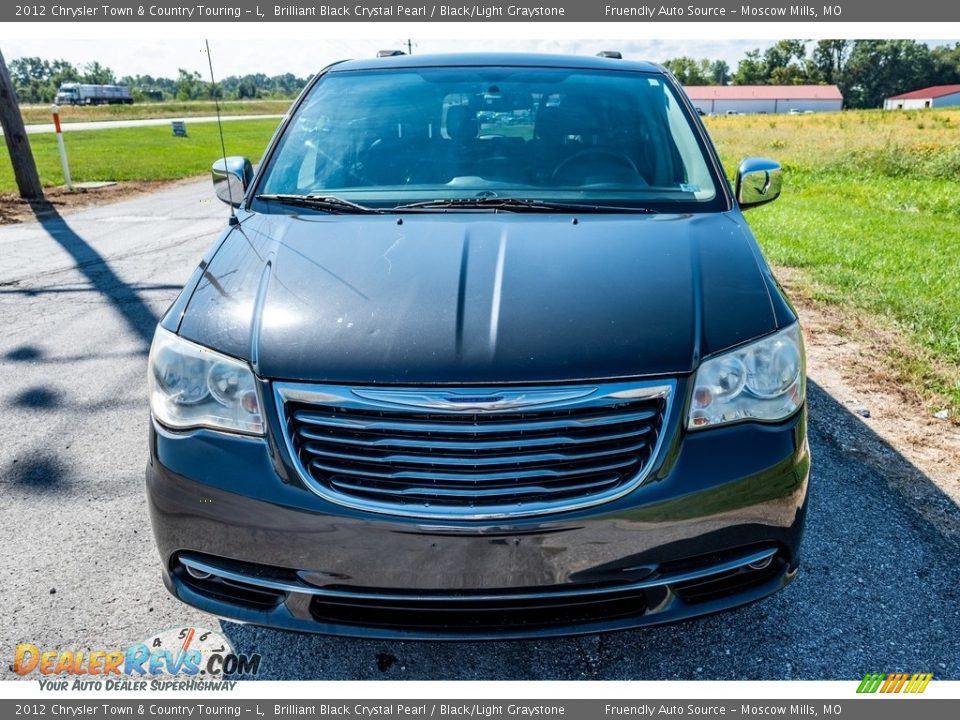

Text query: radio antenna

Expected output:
[205,39,238,226]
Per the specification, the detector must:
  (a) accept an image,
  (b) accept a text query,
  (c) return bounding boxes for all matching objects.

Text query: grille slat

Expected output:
[309,456,639,483]
[326,468,626,492]
[279,383,670,518]
[328,475,622,499]
[292,407,659,435]
[301,439,649,469]
[296,425,650,451]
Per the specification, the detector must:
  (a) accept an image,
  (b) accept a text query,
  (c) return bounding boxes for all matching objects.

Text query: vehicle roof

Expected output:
[327,53,665,74]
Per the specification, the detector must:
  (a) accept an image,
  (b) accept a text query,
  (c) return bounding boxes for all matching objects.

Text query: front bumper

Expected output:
[146,405,809,640]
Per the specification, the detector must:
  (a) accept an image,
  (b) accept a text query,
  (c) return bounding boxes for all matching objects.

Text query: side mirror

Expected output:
[212,157,253,207]
[735,157,782,209]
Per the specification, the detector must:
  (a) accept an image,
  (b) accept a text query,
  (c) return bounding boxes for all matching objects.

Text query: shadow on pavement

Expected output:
[4,452,69,491]
[3,345,43,361]
[11,386,63,409]
[3,343,145,365]
[0,283,182,297]
[30,202,159,351]
[216,379,960,680]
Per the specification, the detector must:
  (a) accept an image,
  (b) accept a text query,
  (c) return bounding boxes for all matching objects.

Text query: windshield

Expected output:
[256,65,722,212]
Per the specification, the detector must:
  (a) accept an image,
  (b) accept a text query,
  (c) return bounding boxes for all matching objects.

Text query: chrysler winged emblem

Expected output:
[351,387,597,411]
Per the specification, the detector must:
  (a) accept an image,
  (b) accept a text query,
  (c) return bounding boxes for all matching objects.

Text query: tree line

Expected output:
[9,40,960,109]
[8,57,311,104]
[666,40,960,108]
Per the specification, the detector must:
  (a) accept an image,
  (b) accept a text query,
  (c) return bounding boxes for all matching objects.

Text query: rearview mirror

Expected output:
[735,158,782,209]
[212,157,253,207]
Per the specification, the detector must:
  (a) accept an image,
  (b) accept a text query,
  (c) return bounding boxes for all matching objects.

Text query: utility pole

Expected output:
[0,48,44,201]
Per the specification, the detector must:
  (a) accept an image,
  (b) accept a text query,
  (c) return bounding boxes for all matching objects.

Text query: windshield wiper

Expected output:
[392,197,657,213]
[255,194,382,214]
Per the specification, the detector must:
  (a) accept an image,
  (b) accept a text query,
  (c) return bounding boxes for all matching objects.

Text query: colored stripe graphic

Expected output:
[887,673,909,693]
[905,673,933,693]
[857,672,932,693]
[857,672,885,693]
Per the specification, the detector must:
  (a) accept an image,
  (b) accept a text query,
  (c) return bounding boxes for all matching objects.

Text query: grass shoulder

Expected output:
[19,99,293,125]
[0,119,280,189]
[707,109,960,415]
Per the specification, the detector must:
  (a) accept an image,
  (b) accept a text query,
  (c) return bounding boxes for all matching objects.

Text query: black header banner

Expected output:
[5,0,959,22]
[2,700,960,720]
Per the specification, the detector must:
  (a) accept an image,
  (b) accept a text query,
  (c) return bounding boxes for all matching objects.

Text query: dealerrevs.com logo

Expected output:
[14,627,262,691]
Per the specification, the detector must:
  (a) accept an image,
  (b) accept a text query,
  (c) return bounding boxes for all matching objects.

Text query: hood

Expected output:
[176,211,784,384]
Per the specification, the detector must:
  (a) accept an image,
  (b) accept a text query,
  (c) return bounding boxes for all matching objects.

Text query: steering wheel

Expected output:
[552,149,642,184]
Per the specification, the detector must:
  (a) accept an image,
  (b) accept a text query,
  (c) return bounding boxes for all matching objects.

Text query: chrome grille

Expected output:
[275,382,673,519]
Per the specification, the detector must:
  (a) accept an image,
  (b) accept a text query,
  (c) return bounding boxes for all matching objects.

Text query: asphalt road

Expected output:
[1,182,958,681]
[2,115,284,136]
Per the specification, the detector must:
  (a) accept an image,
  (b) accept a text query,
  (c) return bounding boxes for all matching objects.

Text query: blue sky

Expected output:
[5,37,954,80]
[0,38,841,78]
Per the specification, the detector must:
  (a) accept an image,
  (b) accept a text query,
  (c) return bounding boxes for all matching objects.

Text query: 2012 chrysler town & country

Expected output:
[146,52,809,639]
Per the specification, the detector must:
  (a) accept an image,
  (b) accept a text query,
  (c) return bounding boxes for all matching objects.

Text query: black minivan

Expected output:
[146,52,809,639]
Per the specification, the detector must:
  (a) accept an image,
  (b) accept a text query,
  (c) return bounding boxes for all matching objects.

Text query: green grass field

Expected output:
[706,109,960,409]
[2,108,958,408]
[0,119,280,186]
[18,99,292,125]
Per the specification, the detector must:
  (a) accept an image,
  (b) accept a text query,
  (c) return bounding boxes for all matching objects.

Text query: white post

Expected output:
[51,104,73,190]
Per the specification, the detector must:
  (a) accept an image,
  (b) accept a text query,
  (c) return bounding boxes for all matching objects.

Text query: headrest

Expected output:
[534,105,564,143]
[446,106,477,142]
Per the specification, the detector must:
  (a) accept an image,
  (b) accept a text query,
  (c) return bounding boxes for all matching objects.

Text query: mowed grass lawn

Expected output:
[18,99,292,125]
[705,109,960,408]
[0,119,280,187]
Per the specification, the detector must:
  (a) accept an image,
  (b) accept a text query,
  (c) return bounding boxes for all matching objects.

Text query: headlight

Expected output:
[688,323,804,430]
[148,327,263,435]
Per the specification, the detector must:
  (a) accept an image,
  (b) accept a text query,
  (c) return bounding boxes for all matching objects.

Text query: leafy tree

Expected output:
[763,40,812,85]
[81,61,115,85]
[842,40,935,108]
[236,78,259,99]
[812,40,853,85]
[175,68,203,100]
[9,54,311,104]
[272,72,303,96]
[930,42,960,85]
[119,73,177,101]
[732,50,766,85]
[662,57,712,85]
[9,57,48,87]
[8,56,80,103]
[709,60,730,86]
[768,65,808,85]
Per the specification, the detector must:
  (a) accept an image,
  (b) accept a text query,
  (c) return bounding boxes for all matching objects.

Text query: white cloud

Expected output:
[4,36,954,81]
[3,38,779,79]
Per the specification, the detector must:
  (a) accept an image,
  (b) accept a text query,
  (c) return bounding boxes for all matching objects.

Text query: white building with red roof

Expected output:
[683,85,843,115]
[884,85,960,110]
